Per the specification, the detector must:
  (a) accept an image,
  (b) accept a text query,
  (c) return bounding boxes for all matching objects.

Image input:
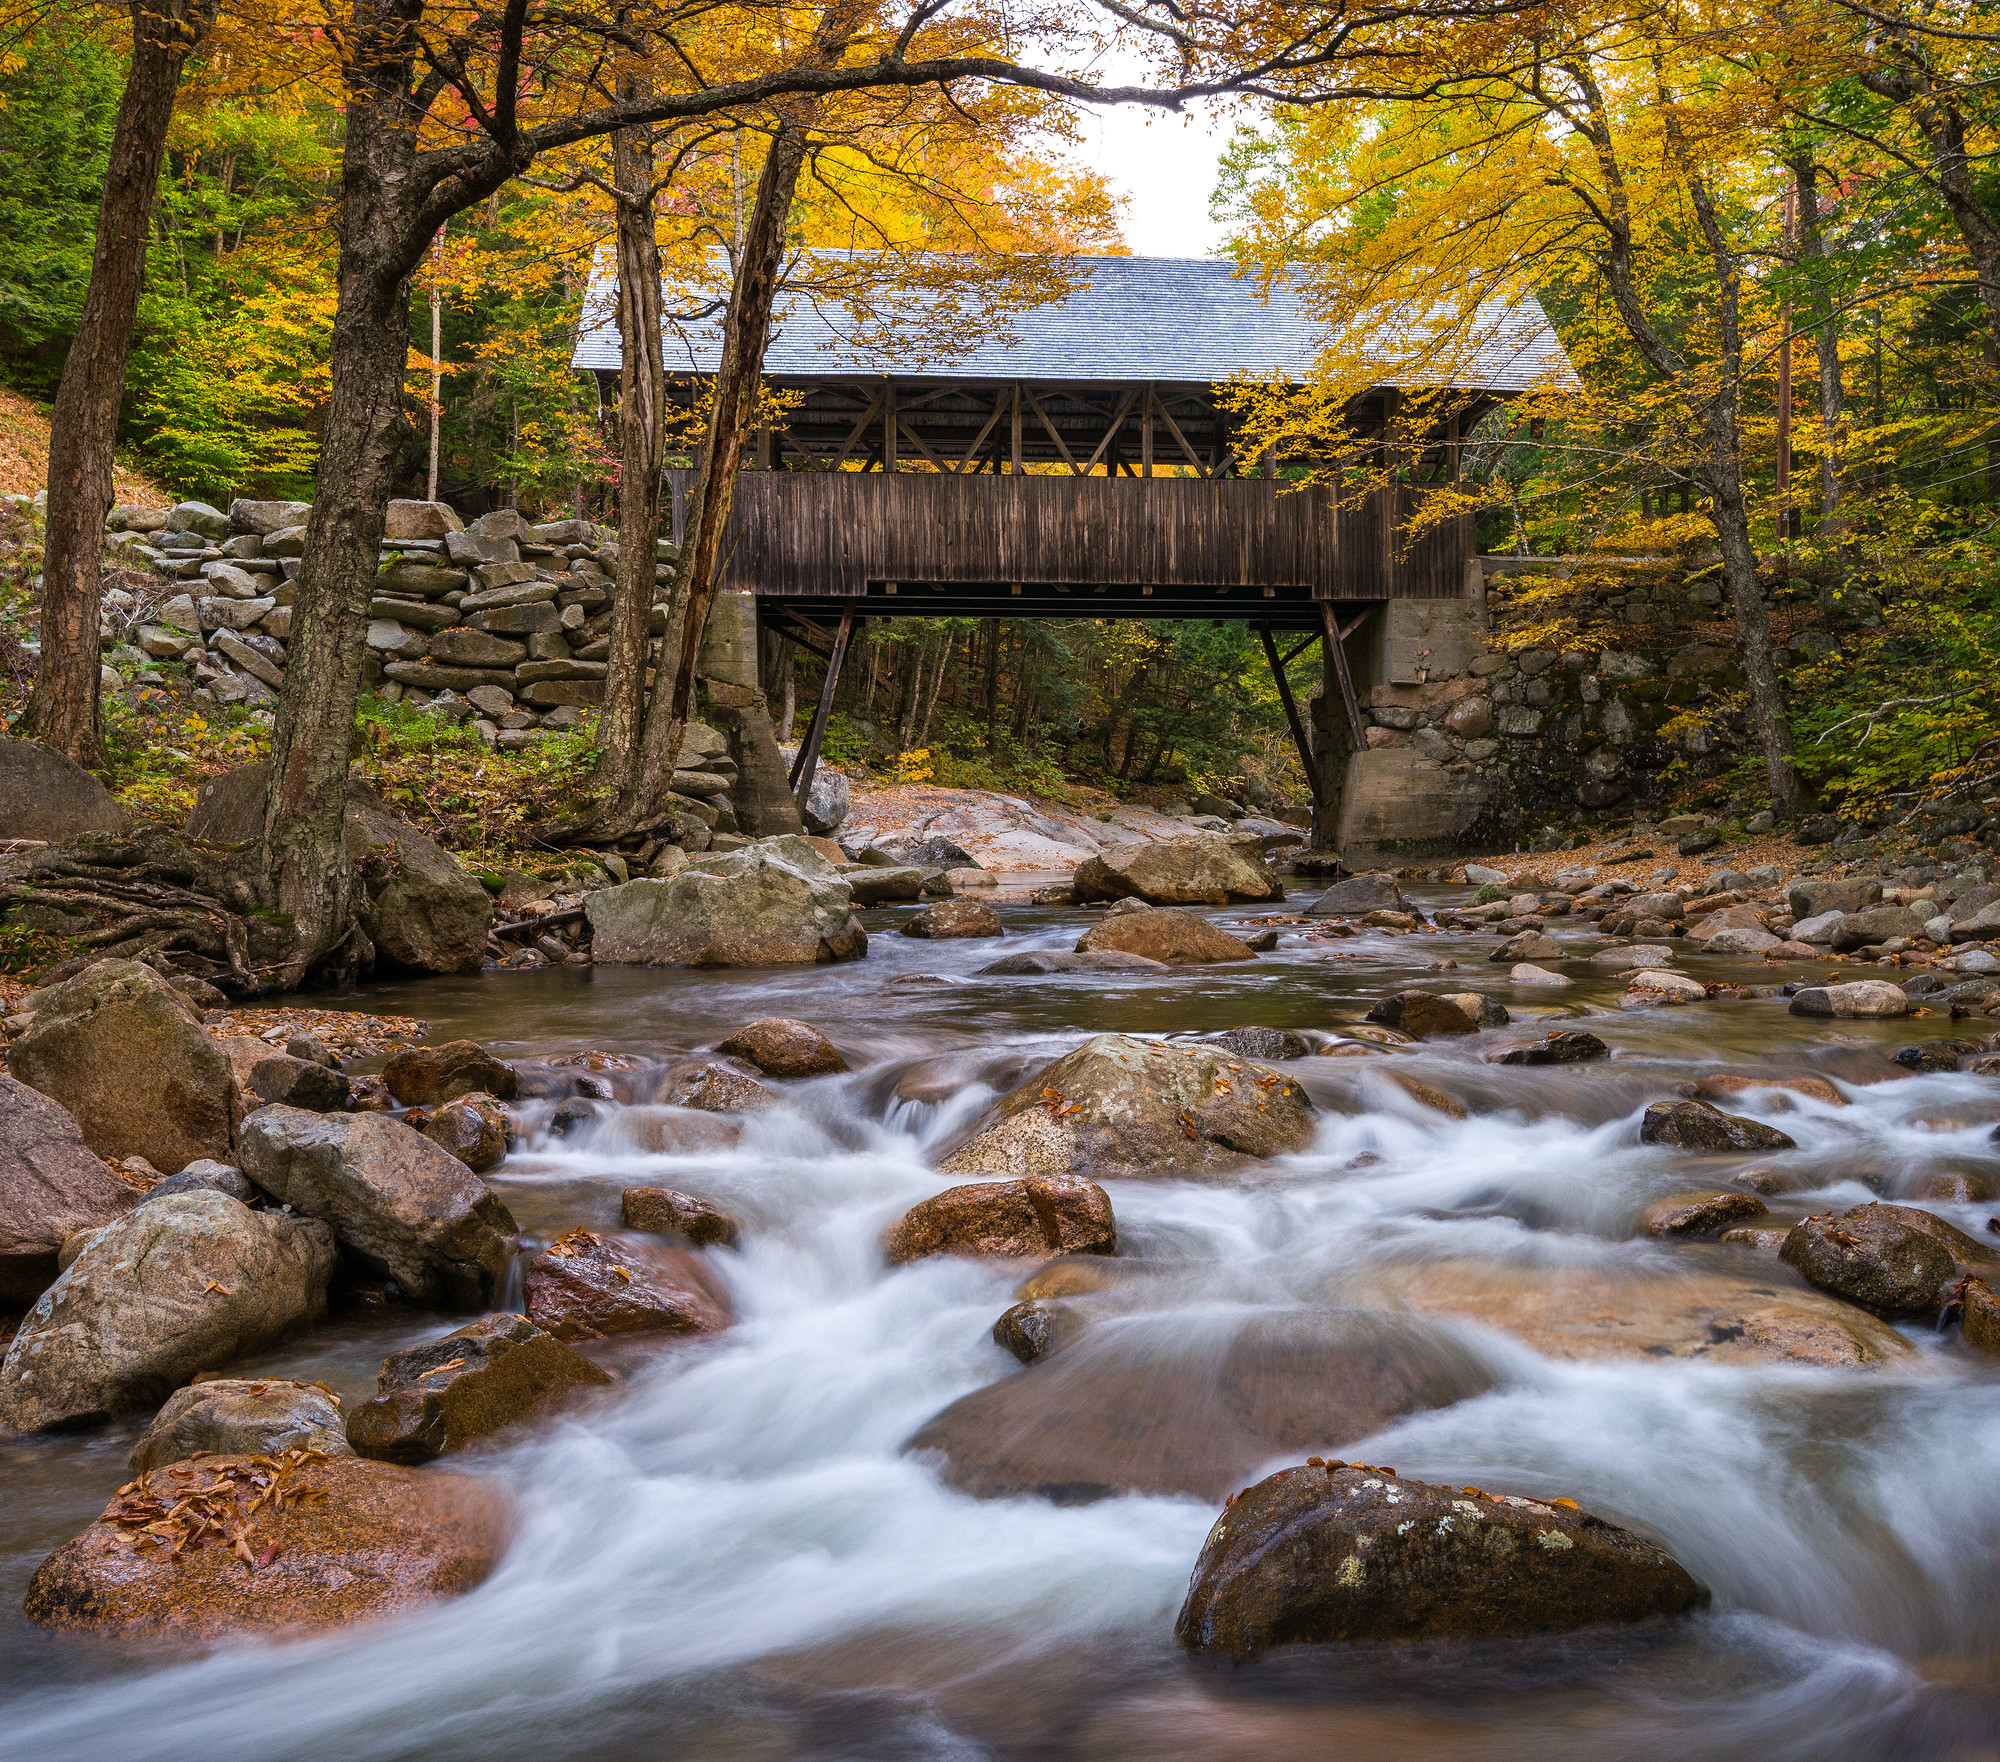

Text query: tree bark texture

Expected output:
[629,0,862,819]
[1788,153,1845,549]
[21,0,215,767]
[590,100,667,827]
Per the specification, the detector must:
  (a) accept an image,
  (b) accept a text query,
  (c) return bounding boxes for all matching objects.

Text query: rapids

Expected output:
[4,883,1998,1760]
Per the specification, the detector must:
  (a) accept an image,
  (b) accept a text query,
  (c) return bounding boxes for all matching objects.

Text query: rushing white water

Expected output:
[4,891,1998,1760]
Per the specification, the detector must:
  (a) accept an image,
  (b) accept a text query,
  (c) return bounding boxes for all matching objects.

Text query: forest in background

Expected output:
[0,0,1997,829]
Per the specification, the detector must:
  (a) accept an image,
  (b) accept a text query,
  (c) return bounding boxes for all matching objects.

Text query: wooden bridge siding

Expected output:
[696,472,1470,601]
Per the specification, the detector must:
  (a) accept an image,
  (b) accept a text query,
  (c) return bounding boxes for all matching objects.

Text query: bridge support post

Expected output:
[1255,626,1323,813]
[789,602,856,819]
[1319,601,1369,752]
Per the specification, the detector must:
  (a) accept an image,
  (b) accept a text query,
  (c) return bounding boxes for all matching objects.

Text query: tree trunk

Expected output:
[588,98,667,830]
[916,631,948,747]
[627,1,861,816]
[980,617,999,731]
[776,637,796,741]
[1788,152,1845,568]
[21,0,215,766]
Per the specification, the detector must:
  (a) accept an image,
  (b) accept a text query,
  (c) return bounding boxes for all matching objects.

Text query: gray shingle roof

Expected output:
[572,251,1578,392]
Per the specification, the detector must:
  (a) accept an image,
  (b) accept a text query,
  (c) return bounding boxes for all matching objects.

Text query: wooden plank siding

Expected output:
[680,472,1473,605]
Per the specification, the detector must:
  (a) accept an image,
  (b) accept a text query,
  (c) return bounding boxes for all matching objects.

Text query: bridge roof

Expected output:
[571,252,1578,392]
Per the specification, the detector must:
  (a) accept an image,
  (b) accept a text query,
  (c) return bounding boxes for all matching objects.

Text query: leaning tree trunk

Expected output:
[1789,152,1847,587]
[587,100,668,833]
[21,0,215,767]
[628,0,860,818]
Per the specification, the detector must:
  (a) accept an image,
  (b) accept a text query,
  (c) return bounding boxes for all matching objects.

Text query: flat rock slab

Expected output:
[24,1450,511,1640]
[906,1311,1493,1504]
[524,1228,732,1342]
[1176,1463,1704,1655]
[976,951,1167,975]
[1075,909,1255,964]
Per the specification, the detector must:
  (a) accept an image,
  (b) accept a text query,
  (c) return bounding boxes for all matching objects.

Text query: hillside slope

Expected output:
[0,386,171,504]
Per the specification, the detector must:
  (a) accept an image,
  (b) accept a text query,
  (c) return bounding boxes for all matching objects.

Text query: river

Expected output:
[3,883,1997,1761]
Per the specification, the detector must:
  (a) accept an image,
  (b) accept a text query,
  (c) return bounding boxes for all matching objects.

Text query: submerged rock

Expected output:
[523,1228,732,1342]
[622,1185,741,1247]
[7,959,236,1175]
[976,950,1167,975]
[1365,992,1478,1038]
[238,1107,517,1310]
[0,1072,138,1303]
[714,1017,847,1077]
[0,1192,336,1433]
[906,1311,1493,1503]
[1075,908,1256,964]
[883,1175,1115,1265]
[936,1034,1315,1181]
[1780,1203,1994,1315]
[1174,1463,1704,1655]
[24,1451,511,1639]
[130,1377,352,1472]
[1192,1026,1312,1061]
[991,1297,1086,1363]
[1640,1100,1797,1153]
[345,1312,610,1464]
[1072,833,1281,906]
[1491,1030,1609,1066]
[1695,1072,1845,1108]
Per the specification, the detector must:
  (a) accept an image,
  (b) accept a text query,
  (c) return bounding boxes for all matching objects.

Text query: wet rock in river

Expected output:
[1306,873,1406,916]
[976,949,1167,975]
[1490,930,1563,962]
[623,1185,741,1247]
[6,959,236,1176]
[23,1450,511,1639]
[130,1377,352,1472]
[1640,1100,1797,1153]
[714,1016,847,1076]
[1788,981,1912,1019]
[1380,1070,1468,1119]
[992,1297,1086,1363]
[1365,992,1478,1038]
[1072,832,1282,905]
[381,1039,520,1105]
[1491,1029,1609,1066]
[883,1175,1116,1265]
[1780,1202,1994,1314]
[1588,945,1678,971]
[346,1311,610,1464]
[0,1191,337,1433]
[1957,1275,2000,1352]
[667,1062,779,1114]
[936,1034,1315,1181]
[1438,991,1510,1027]
[1174,1464,1705,1656]
[1075,908,1256,964]
[238,1107,517,1310]
[1695,1072,1845,1108]
[1638,1190,1770,1237]
[1624,969,1708,1005]
[135,1158,256,1207]
[906,1310,1494,1503]
[1013,1254,1144,1300]
[1510,963,1573,986]
[420,1092,510,1172]
[524,1227,732,1341]
[903,897,1004,938]
[0,1072,138,1303]
[1193,1026,1312,1061]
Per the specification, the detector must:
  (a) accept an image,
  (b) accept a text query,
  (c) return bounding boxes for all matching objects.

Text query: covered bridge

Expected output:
[572,253,1577,844]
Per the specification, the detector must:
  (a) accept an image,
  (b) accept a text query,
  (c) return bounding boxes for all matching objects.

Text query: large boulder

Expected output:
[903,898,1004,939]
[1174,1463,1704,1655]
[937,1034,1315,1182]
[237,1107,517,1310]
[523,1228,732,1342]
[0,736,130,841]
[883,1175,1115,1265]
[714,1017,847,1076]
[1074,908,1256,964]
[905,1311,1494,1503]
[1780,1203,1994,1314]
[130,1377,353,1472]
[584,845,865,966]
[185,765,491,974]
[345,1312,610,1464]
[1640,1100,1797,1152]
[1830,904,1929,952]
[23,1450,509,1639]
[1072,833,1281,906]
[0,1191,337,1432]
[7,960,236,1174]
[1307,873,1405,917]
[0,1073,138,1302]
